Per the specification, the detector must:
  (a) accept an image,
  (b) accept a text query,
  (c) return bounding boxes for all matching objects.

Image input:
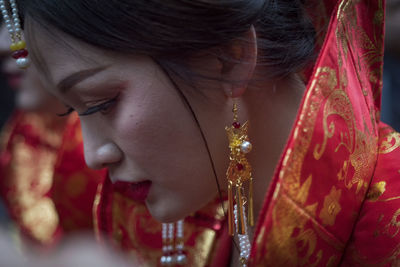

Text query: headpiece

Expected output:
[0,0,30,69]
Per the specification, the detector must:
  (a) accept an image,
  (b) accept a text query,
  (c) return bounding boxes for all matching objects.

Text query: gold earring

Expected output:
[225,98,254,233]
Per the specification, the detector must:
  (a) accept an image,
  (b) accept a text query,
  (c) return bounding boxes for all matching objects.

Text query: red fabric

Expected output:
[95,175,227,266]
[249,0,392,266]
[340,124,400,266]
[0,111,65,246]
[51,114,106,233]
[0,112,104,247]
[208,219,232,267]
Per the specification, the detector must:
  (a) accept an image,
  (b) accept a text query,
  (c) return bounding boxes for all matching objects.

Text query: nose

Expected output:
[80,115,123,170]
[84,142,123,170]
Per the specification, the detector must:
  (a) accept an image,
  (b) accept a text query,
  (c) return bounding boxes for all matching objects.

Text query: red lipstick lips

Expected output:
[113,180,152,202]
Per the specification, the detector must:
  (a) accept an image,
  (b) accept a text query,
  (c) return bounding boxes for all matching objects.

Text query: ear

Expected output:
[220,25,257,98]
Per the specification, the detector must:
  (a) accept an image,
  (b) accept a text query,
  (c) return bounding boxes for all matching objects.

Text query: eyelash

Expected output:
[57,93,120,117]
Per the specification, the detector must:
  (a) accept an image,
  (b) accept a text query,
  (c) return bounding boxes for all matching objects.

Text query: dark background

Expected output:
[0,71,13,226]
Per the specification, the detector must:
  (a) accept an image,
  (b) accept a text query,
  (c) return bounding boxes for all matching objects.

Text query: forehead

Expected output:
[25,18,115,87]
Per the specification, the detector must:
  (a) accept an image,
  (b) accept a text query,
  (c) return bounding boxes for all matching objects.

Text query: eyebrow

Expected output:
[57,66,109,93]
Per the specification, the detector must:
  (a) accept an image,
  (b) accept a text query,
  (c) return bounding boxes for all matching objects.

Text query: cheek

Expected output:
[116,87,211,176]
[112,83,218,218]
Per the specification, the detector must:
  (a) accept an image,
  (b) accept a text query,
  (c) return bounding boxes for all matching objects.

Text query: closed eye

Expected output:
[79,93,120,116]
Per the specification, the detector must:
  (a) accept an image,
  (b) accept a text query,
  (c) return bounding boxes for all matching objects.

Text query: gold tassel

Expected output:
[224,99,254,266]
[248,177,254,227]
[237,184,246,235]
[228,180,234,236]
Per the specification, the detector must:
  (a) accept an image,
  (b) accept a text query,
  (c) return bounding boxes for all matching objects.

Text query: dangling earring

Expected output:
[160,219,186,266]
[0,0,30,69]
[175,220,187,265]
[225,98,253,266]
[161,222,174,266]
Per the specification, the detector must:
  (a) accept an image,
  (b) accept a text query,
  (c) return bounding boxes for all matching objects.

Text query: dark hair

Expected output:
[17,0,315,79]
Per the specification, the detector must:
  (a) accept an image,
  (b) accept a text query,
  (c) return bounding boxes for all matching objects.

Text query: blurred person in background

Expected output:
[0,22,64,112]
[381,0,400,131]
[0,21,105,250]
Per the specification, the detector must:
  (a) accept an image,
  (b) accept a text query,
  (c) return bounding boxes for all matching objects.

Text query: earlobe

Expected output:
[220,25,258,98]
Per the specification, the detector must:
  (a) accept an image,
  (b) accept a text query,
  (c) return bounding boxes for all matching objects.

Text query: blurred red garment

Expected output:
[0,111,105,247]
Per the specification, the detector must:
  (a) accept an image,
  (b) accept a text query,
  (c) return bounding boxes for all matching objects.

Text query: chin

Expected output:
[145,200,189,223]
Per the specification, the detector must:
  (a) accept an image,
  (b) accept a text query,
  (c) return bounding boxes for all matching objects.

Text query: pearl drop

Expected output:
[160,256,167,265]
[176,254,187,265]
[165,255,173,265]
[16,57,30,69]
[240,141,252,153]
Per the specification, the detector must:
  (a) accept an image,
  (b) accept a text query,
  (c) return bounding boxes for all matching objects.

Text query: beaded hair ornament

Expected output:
[0,0,30,69]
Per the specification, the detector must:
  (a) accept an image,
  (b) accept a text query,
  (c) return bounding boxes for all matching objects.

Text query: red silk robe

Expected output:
[0,111,104,246]
[94,0,400,266]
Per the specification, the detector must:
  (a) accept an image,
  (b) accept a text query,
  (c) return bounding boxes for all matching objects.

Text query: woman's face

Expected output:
[28,25,231,222]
